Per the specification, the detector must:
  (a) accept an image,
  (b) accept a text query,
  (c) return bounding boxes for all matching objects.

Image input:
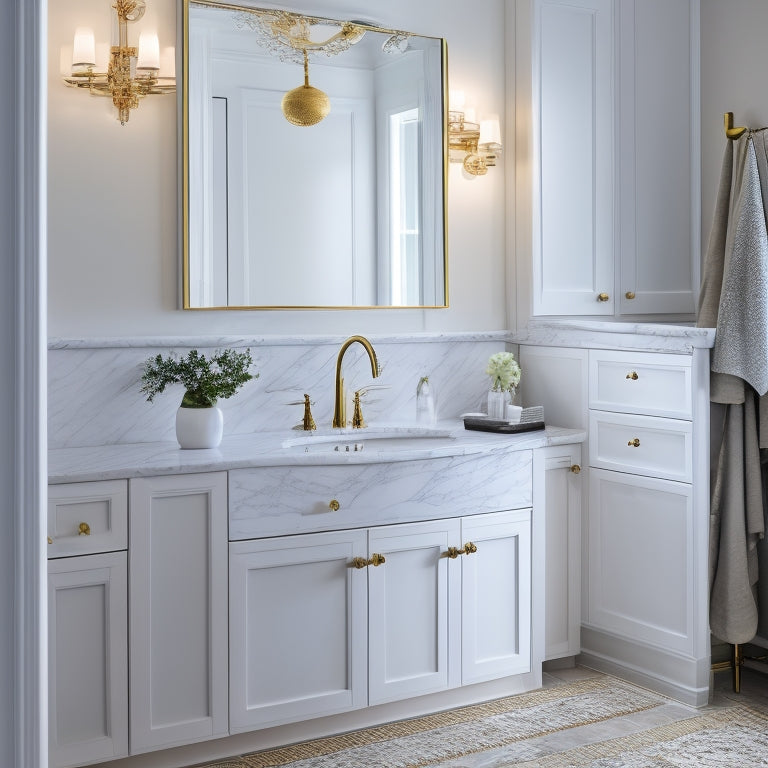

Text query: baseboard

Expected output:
[579,625,710,707]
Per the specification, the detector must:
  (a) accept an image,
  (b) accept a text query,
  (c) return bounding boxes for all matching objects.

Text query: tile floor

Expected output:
[422,661,768,767]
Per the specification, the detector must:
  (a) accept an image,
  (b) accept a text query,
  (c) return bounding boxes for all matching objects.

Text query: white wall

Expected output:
[700,0,768,257]
[47,0,507,338]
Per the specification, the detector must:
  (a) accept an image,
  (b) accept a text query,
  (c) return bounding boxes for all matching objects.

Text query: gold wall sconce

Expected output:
[448,90,502,176]
[63,0,175,125]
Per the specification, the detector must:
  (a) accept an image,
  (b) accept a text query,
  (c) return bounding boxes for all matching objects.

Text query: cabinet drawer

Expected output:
[589,350,692,418]
[48,480,128,558]
[229,450,533,540]
[589,411,692,483]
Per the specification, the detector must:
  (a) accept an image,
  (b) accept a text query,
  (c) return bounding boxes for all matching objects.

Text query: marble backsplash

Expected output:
[48,333,511,450]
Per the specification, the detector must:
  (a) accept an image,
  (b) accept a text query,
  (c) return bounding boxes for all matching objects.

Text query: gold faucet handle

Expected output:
[352,390,366,429]
[287,394,317,431]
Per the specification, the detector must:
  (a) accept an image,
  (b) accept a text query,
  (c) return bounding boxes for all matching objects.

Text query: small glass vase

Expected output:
[487,388,509,419]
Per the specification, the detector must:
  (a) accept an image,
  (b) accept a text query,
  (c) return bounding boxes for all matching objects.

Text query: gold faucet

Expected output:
[332,335,380,428]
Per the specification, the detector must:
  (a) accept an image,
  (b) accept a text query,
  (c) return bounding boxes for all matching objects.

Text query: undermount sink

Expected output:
[282,428,456,455]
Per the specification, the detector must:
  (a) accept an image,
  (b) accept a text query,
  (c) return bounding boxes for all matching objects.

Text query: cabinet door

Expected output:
[617,0,699,316]
[531,0,614,316]
[536,446,582,660]
[588,468,694,654]
[461,510,532,684]
[48,552,128,768]
[129,473,228,752]
[368,519,460,705]
[229,528,368,731]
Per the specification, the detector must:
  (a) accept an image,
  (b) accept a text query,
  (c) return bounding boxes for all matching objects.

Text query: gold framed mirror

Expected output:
[181,0,448,309]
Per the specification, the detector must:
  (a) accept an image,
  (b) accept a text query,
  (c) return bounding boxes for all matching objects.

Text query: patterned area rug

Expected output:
[195,677,666,768]
[512,705,768,767]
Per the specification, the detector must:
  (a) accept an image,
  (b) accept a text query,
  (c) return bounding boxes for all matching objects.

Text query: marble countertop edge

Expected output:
[48,423,587,484]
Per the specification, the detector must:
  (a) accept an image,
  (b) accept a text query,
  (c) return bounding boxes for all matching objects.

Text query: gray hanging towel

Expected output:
[698,133,767,645]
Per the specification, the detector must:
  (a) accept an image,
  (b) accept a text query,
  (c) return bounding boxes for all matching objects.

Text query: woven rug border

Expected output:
[512,704,768,768]
[200,676,666,768]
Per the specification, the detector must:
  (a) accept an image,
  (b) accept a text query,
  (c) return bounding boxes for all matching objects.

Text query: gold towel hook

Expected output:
[724,112,747,141]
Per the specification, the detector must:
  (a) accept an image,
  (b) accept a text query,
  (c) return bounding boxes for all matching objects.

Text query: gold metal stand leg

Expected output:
[733,643,742,693]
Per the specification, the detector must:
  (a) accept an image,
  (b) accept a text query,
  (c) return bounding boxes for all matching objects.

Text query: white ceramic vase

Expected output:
[175,406,224,449]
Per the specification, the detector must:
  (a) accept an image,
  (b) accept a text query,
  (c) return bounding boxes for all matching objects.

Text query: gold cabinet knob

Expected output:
[369,553,386,567]
[626,371,639,380]
[597,292,610,302]
[628,438,640,447]
[625,291,636,300]
[463,542,478,555]
[329,499,340,511]
[447,546,461,559]
[78,522,91,536]
[570,464,581,474]
[47,536,53,545]
[351,557,368,569]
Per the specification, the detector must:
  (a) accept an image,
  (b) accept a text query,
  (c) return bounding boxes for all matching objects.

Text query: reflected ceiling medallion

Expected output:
[281,49,330,127]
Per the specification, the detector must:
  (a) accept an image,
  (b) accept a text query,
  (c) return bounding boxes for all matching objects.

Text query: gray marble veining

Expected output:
[48,333,510,450]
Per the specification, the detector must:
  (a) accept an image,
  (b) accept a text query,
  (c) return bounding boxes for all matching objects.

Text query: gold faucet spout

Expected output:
[333,335,380,428]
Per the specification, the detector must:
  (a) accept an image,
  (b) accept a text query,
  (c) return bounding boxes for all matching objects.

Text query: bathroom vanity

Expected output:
[47,423,584,767]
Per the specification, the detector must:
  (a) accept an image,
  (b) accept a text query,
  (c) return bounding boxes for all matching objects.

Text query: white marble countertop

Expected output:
[48,421,586,484]
[511,319,715,353]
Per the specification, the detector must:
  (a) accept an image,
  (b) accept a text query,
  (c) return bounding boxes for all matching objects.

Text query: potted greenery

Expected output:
[140,348,256,449]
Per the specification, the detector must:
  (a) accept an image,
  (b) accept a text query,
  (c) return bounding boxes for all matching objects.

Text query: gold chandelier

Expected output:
[63,0,175,125]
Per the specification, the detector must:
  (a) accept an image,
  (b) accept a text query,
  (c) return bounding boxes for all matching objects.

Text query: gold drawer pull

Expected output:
[570,464,581,474]
[625,291,636,300]
[351,557,368,569]
[78,522,91,536]
[369,553,386,567]
[628,438,640,448]
[626,371,639,380]
[329,499,340,511]
[597,292,610,302]
[47,536,53,545]
[447,542,478,558]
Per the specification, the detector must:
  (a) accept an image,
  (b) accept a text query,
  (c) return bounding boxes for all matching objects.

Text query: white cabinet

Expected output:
[229,510,532,731]
[48,552,128,768]
[588,468,694,653]
[129,472,229,753]
[516,0,699,321]
[229,528,369,732]
[535,445,582,661]
[47,479,129,768]
[582,348,710,705]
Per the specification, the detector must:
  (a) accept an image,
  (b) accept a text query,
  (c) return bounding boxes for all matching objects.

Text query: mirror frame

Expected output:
[180,0,450,310]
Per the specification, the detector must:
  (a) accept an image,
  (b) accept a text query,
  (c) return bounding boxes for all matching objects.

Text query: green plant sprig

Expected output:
[140,349,256,408]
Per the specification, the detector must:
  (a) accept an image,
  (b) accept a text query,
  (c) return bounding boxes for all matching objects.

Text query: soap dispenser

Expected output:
[416,376,437,425]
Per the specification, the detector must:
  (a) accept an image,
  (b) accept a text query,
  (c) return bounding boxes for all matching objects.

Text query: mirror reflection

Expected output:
[183,0,448,309]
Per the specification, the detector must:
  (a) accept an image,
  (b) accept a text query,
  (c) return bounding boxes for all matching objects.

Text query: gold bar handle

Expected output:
[628,438,640,448]
[446,542,478,558]
[626,371,639,380]
[78,522,91,536]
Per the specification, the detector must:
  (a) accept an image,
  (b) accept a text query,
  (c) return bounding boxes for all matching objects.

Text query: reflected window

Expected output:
[389,108,421,306]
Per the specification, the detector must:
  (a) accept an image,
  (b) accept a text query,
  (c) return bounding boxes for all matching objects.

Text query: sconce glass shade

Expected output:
[479,115,502,149]
[137,31,160,70]
[72,27,96,67]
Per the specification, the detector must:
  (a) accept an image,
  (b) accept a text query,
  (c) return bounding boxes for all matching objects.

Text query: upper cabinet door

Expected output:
[617,0,700,316]
[531,0,615,316]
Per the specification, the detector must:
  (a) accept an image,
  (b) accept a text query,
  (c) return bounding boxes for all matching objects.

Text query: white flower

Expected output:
[485,351,522,391]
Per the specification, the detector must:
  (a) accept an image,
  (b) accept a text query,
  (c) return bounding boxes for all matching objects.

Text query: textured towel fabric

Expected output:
[698,134,768,645]
[711,138,768,395]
